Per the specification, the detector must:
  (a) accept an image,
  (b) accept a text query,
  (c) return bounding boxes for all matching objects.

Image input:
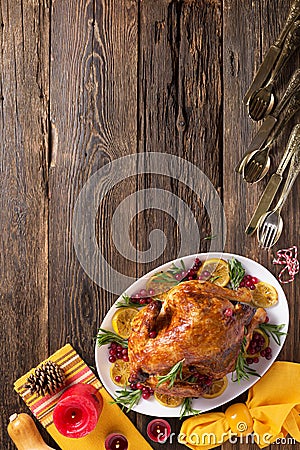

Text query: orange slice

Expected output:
[251,281,278,308]
[145,272,178,296]
[111,307,138,338]
[202,376,228,399]
[197,258,230,287]
[245,328,269,358]
[110,360,131,387]
[154,392,184,407]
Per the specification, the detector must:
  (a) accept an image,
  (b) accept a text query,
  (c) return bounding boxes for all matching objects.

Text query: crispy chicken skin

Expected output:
[128,280,265,397]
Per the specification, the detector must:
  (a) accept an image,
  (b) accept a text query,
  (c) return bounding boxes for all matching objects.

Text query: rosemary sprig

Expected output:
[229,258,245,290]
[116,294,140,308]
[232,337,260,383]
[96,328,128,348]
[151,261,186,285]
[151,271,179,285]
[157,359,185,388]
[259,323,287,346]
[209,275,220,283]
[179,398,201,420]
[112,388,142,412]
[202,234,217,241]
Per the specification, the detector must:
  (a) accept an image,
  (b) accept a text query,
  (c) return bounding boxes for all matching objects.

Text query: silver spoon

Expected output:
[257,147,300,249]
[248,20,300,121]
[236,68,300,174]
[243,90,300,183]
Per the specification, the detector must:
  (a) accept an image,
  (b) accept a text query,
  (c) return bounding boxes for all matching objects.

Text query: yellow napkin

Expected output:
[14,344,153,450]
[180,361,300,449]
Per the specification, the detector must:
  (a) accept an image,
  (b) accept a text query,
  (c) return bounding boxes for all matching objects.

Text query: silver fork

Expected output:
[257,147,300,249]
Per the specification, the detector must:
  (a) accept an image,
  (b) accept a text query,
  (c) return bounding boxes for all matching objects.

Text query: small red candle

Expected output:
[105,433,128,450]
[53,383,103,438]
[147,419,171,443]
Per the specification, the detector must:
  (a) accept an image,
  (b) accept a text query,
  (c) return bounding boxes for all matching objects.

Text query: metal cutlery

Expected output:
[236,69,300,174]
[248,19,300,121]
[257,147,300,249]
[245,124,300,235]
[242,90,300,183]
[244,0,300,105]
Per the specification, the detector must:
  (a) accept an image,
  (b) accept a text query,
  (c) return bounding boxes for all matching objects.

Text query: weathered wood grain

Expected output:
[0,0,50,448]
[1,0,300,449]
[223,2,300,449]
[137,1,222,447]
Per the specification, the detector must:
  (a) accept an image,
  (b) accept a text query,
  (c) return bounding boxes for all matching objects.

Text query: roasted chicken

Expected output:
[128,280,266,397]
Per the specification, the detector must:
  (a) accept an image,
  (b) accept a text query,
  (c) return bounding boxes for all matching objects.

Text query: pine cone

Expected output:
[25,361,65,397]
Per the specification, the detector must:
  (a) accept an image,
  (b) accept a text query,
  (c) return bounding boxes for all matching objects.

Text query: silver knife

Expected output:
[244,0,300,105]
[245,123,300,235]
[247,68,300,153]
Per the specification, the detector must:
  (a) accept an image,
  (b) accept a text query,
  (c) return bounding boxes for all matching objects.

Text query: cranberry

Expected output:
[116,352,123,360]
[146,297,152,303]
[136,382,143,390]
[246,358,254,364]
[139,298,147,305]
[248,348,257,355]
[149,388,154,395]
[122,348,128,355]
[175,273,182,281]
[224,308,233,317]
[266,354,272,360]
[202,270,210,278]
[140,289,148,297]
[239,281,245,287]
[128,375,137,383]
[260,349,266,357]
[253,357,259,363]
[265,316,270,323]
[117,345,123,352]
[249,284,256,290]
[109,355,116,363]
[142,391,151,400]
[149,331,157,339]
[245,275,252,281]
[251,276,259,284]
[115,375,121,383]
[122,355,129,362]
[149,289,155,296]
[130,382,137,389]
[181,271,187,278]
[110,342,117,349]
[109,348,117,356]
[245,280,252,288]
[188,276,193,280]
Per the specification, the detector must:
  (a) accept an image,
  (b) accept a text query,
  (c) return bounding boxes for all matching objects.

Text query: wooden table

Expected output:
[1,1,299,449]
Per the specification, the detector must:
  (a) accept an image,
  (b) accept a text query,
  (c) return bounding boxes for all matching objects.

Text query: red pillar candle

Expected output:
[147,419,171,443]
[53,383,103,438]
[105,433,128,450]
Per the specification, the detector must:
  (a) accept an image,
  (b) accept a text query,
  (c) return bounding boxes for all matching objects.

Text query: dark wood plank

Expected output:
[223,1,300,449]
[137,1,222,447]
[48,0,138,445]
[0,0,50,447]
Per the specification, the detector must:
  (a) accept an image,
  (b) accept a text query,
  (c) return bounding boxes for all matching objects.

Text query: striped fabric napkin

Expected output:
[14,343,153,449]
